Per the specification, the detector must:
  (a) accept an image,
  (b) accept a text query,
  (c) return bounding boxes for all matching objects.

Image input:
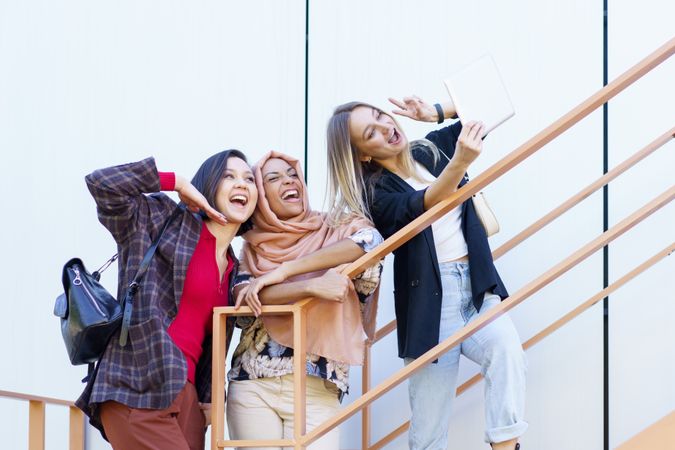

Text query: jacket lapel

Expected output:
[173,213,201,306]
[382,166,442,285]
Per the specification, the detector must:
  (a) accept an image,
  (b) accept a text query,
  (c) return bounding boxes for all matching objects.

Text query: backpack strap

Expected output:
[118,205,184,347]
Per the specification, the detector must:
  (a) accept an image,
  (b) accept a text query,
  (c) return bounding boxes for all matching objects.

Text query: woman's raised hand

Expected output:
[453,121,485,167]
[389,96,438,122]
[174,175,227,225]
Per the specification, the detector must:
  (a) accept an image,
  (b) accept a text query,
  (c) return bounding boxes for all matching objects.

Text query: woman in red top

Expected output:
[79,149,257,450]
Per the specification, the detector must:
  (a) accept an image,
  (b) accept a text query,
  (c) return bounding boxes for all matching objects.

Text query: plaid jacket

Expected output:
[75,157,237,433]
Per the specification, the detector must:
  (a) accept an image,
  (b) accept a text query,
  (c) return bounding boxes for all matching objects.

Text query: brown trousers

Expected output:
[100,382,205,450]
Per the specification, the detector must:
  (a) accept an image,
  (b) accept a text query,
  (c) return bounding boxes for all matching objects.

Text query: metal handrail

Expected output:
[0,390,84,450]
[211,36,675,449]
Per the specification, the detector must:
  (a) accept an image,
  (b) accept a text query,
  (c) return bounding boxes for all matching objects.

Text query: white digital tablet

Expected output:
[443,54,515,136]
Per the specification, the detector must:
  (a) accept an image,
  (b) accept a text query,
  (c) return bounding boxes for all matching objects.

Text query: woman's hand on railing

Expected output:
[307,269,350,303]
[234,284,262,316]
[237,266,291,315]
[234,269,350,317]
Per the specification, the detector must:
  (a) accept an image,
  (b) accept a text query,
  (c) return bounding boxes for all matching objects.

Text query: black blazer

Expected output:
[365,121,508,359]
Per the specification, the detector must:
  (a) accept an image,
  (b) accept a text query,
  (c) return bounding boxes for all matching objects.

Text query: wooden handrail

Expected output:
[363,126,673,447]
[0,390,75,407]
[366,126,674,353]
[616,411,675,450]
[301,185,674,447]
[212,37,674,449]
[341,37,675,279]
[493,126,675,259]
[369,241,675,450]
[373,319,397,344]
[0,390,84,450]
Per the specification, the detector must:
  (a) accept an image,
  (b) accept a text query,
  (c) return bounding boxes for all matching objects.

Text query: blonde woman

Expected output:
[325,98,527,450]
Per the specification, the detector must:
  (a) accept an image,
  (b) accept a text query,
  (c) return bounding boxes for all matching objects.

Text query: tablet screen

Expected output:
[443,55,515,136]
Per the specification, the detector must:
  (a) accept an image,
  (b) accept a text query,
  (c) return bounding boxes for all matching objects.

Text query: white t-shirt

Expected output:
[403,163,468,263]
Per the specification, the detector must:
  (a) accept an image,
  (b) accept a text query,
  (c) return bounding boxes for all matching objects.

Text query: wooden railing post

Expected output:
[2,391,85,450]
[69,406,85,450]
[212,311,228,450]
[362,342,372,450]
[293,304,308,450]
[28,400,45,450]
[212,304,302,449]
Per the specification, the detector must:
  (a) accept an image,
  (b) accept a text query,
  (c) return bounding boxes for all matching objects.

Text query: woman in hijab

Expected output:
[226,151,383,450]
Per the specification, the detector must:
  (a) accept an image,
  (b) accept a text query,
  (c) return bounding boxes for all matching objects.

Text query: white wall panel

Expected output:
[608,1,675,447]
[3,0,671,449]
[0,1,305,448]
[308,1,603,449]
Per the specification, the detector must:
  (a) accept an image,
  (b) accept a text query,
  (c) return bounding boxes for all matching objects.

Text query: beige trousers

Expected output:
[226,374,341,450]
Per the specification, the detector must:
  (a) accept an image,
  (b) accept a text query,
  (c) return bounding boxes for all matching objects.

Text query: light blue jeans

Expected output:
[406,262,528,449]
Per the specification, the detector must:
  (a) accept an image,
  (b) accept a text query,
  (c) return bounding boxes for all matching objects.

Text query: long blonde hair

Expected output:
[326,101,439,226]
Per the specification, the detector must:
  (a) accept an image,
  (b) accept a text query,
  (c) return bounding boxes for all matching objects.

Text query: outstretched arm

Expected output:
[234,269,351,317]
[86,159,227,244]
[387,96,484,211]
[237,227,383,315]
[237,238,364,315]
[423,121,484,209]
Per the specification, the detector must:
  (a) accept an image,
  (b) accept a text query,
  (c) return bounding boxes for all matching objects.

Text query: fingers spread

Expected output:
[388,97,406,109]
[392,109,414,118]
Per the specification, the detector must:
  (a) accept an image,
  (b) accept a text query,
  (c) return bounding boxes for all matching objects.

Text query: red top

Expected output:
[160,172,234,383]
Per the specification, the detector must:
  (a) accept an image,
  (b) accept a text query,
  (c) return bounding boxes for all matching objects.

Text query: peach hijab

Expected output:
[240,151,378,365]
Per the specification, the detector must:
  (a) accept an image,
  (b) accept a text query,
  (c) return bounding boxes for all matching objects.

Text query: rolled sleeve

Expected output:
[348,227,384,253]
[348,227,384,302]
[233,272,252,288]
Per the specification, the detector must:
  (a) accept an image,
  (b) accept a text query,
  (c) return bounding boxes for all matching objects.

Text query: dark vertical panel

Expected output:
[603,1,609,450]
[303,0,309,183]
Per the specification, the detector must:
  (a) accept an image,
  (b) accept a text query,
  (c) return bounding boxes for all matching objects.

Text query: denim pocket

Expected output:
[479,292,501,313]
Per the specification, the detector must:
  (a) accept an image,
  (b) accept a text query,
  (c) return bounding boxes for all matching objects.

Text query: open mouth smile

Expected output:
[388,128,401,145]
[281,189,300,202]
[229,193,249,208]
